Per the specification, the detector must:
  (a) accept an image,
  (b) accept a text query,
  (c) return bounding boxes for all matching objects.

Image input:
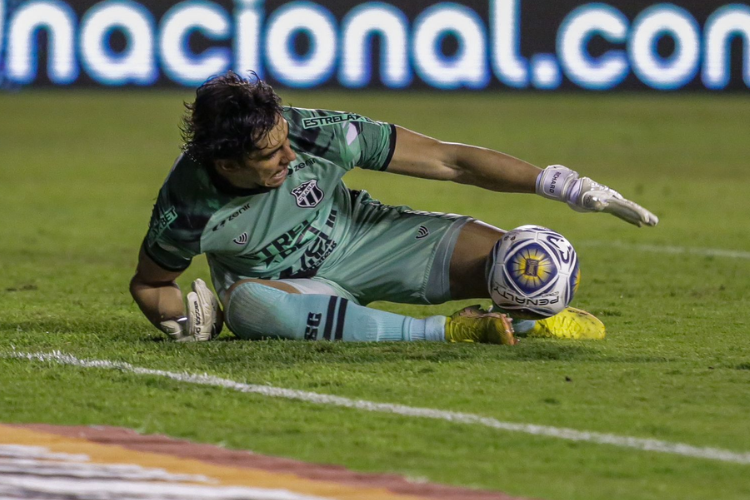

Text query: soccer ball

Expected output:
[487,225,580,320]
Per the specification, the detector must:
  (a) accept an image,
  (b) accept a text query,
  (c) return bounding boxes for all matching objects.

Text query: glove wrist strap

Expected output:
[536,165,579,202]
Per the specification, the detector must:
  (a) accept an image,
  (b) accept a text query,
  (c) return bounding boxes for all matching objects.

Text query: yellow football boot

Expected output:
[528,307,606,340]
[445,306,517,345]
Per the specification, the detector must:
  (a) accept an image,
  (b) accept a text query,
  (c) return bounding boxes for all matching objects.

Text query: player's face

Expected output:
[218,116,297,190]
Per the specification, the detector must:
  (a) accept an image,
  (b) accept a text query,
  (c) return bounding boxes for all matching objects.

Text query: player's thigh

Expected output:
[226,277,356,301]
[319,192,472,305]
[223,277,357,337]
[226,278,299,297]
[449,220,505,300]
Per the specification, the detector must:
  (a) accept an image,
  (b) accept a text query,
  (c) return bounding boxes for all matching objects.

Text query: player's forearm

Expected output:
[389,127,540,192]
[448,143,541,193]
[129,277,185,329]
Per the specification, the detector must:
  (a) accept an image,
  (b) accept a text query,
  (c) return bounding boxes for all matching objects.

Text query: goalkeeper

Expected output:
[130,72,657,344]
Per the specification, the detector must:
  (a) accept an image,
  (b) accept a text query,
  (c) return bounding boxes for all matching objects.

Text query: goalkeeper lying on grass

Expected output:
[130,72,657,344]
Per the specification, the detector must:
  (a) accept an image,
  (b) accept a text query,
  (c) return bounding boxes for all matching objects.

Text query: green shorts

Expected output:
[296,190,471,305]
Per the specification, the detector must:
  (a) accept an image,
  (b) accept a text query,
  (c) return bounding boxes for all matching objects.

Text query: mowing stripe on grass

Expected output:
[581,241,750,260]
[7,350,750,466]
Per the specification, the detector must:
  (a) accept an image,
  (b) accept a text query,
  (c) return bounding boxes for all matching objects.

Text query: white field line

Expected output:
[580,241,750,260]
[6,350,750,466]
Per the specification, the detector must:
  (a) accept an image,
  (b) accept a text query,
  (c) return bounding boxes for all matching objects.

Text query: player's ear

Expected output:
[215,159,240,173]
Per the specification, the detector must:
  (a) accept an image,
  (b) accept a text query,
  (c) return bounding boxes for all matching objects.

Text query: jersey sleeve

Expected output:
[286,108,396,172]
[142,187,201,272]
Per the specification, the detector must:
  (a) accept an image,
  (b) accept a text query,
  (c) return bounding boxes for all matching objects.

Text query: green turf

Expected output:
[1,90,749,500]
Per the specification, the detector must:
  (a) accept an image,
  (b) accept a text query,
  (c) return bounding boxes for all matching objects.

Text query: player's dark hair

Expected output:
[181,71,282,163]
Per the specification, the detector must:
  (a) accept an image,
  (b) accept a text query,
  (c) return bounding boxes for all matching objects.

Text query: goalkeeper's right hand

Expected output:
[536,165,659,228]
[159,279,223,342]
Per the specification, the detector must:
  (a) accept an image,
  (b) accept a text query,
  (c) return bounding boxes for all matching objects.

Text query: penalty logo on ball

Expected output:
[506,243,557,296]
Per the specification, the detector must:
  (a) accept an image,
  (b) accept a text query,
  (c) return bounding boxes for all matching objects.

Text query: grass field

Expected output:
[1,90,750,500]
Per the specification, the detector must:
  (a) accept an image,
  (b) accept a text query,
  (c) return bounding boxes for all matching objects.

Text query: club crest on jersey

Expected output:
[291,180,324,208]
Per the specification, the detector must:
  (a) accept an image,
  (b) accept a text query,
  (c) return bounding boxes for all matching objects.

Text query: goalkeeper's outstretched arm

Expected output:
[386,125,658,227]
[386,126,541,193]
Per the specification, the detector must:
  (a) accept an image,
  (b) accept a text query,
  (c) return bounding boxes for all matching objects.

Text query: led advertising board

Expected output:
[1,0,748,90]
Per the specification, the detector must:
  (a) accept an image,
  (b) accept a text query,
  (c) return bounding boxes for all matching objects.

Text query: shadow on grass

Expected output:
[508,342,675,364]
[509,342,592,361]
[213,339,601,365]
[2,320,676,365]
[1,318,163,341]
[1,319,250,347]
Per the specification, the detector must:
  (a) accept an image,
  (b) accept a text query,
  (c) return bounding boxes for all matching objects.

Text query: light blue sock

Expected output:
[488,305,537,334]
[512,319,537,334]
[225,282,446,342]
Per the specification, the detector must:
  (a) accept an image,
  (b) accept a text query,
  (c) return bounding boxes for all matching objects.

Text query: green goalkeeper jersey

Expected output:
[143,107,396,291]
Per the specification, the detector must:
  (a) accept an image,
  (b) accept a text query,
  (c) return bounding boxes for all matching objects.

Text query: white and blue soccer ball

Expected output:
[487,225,580,320]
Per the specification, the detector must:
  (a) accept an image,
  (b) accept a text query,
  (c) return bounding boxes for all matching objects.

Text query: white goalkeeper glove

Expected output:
[159,279,223,342]
[536,165,659,227]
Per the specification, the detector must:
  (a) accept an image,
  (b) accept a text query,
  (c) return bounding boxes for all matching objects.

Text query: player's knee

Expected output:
[224,281,298,340]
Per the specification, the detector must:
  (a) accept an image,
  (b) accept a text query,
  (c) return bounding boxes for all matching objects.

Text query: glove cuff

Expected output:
[536,165,579,202]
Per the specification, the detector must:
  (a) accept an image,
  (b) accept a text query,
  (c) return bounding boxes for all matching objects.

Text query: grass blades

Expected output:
[1,91,749,500]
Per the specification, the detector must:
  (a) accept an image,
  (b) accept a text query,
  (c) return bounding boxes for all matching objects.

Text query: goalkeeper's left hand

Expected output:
[159,279,223,342]
[536,165,659,227]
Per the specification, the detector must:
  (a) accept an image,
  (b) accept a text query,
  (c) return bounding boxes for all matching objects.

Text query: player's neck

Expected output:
[208,165,269,196]
[216,168,260,189]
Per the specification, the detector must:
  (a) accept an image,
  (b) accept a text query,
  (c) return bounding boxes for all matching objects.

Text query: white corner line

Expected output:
[580,241,750,260]
[5,350,750,466]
